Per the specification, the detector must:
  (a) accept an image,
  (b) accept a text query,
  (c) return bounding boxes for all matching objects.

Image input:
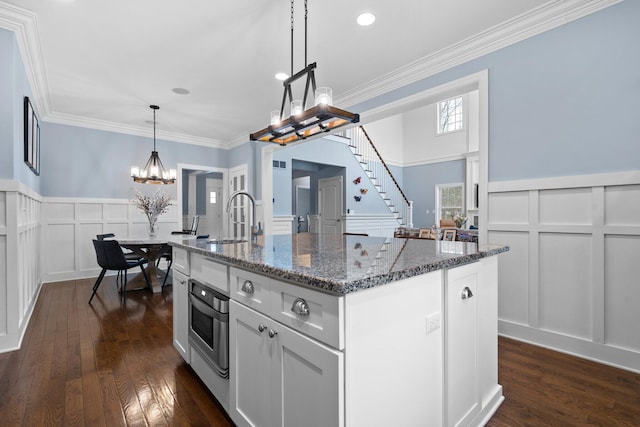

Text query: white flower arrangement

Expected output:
[132,190,173,231]
[452,212,468,229]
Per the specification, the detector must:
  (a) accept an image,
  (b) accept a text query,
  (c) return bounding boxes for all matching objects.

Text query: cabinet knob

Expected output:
[268,329,278,338]
[461,287,474,300]
[258,324,267,333]
[291,298,310,316]
[241,280,255,294]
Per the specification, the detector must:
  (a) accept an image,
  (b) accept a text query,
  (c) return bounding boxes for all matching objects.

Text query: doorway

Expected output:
[176,164,228,239]
[261,70,488,241]
[293,176,310,233]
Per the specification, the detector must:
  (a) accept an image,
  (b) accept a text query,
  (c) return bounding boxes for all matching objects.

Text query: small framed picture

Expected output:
[418,228,431,239]
[23,96,40,175]
[443,229,456,241]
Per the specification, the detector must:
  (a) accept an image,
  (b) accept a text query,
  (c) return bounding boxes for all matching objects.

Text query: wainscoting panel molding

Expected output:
[0,180,42,353]
[344,214,398,237]
[488,171,640,373]
[43,197,178,283]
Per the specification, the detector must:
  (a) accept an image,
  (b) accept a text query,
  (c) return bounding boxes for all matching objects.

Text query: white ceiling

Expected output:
[0,0,612,148]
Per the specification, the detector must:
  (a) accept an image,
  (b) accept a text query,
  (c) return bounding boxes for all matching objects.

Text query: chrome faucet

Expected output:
[226,191,263,243]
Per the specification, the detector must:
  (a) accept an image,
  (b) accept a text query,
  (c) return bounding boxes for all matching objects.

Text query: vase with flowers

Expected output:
[452,212,468,229]
[132,190,173,239]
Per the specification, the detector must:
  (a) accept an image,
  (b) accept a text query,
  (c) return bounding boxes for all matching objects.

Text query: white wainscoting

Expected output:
[43,197,178,283]
[0,180,43,353]
[271,215,295,235]
[487,171,640,373]
[344,214,398,238]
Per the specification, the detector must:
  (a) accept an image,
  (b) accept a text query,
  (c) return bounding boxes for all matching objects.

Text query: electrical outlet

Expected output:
[426,312,440,334]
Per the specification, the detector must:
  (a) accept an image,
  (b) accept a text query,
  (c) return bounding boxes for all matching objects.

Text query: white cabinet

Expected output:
[445,257,501,427]
[172,247,190,363]
[172,269,190,361]
[191,253,229,294]
[446,262,480,427]
[230,300,344,427]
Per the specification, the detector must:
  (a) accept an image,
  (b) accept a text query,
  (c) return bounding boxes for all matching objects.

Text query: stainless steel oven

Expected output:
[188,280,229,378]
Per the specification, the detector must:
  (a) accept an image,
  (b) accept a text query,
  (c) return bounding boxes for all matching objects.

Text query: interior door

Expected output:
[318,176,343,235]
[206,178,224,239]
[229,165,249,240]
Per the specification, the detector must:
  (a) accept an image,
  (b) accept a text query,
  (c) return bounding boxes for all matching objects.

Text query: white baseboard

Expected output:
[499,320,640,374]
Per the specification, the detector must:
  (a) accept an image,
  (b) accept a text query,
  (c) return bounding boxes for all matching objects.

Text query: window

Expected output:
[209,191,217,204]
[437,96,463,134]
[435,183,464,224]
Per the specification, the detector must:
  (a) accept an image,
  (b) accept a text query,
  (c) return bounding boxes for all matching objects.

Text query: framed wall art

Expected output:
[24,96,40,175]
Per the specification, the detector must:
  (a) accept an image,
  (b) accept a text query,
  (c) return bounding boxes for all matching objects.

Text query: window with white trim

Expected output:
[437,96,463,134]
[435,183,464,224]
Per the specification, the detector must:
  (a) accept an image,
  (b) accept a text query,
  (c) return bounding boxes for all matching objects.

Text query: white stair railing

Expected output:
[343,126,413,228]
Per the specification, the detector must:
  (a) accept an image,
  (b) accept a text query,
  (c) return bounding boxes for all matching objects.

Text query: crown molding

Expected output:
[45,111,229,149]
[337,0,622,109]
[2,0,622,148]
[0,2,51,117]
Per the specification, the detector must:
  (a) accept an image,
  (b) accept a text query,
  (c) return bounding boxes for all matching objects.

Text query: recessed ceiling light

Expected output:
[172,88,190,95]
[275,72,289,81]
[357,12,376,26]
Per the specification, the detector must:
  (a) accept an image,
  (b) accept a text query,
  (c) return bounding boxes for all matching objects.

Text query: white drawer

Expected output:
[230,267,271,315]
[172,247,190,275]
[191,253,229,294]
[270,279,344,350]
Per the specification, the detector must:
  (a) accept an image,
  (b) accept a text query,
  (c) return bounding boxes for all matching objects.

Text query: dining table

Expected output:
[116,238,171,294]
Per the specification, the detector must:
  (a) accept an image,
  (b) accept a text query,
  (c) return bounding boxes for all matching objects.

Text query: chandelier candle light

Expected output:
[131,105,176,184]
[250,0,359,145]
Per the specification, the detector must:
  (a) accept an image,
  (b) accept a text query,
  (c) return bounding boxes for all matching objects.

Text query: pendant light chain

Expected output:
[304,0,308,67]
[289,0,310,74]
[290,0,294,77]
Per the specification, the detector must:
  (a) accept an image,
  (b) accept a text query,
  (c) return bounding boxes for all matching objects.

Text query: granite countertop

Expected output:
[169,233,509,295]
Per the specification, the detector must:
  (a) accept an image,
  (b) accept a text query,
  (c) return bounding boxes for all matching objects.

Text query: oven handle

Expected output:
[190,294,229,322]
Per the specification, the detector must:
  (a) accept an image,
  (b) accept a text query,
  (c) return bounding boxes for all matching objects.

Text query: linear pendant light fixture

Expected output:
[250,0,359,145]
[131,105,176,184]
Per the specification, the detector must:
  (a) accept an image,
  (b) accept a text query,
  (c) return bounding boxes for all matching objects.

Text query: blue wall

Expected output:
[0,29,13,179]
[4,2,638,207]
[39,122,228,198]
[0,28,40,192]
[403,160,465,228]
[272,137,392,216]
[351,1,640,183]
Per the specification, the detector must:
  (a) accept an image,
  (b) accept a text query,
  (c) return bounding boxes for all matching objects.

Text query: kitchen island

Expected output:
[169,233,508,427]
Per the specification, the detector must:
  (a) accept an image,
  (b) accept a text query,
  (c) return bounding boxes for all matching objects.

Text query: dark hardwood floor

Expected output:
[487,337,640,426]
[1,277,639,426]
[0,277,233,426]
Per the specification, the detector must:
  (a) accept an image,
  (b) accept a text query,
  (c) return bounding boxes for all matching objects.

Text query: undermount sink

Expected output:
[207,239,248,244]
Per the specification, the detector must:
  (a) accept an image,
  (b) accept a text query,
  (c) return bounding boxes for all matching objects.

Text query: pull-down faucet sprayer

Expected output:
[226,191,263,243]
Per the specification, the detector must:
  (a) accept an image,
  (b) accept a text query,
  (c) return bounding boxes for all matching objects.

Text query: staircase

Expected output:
[343,126,413,228]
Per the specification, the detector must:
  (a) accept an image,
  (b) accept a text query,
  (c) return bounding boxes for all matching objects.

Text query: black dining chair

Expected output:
[89,239,151,303]
[96,233,148,284]
[171,215,199,236]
